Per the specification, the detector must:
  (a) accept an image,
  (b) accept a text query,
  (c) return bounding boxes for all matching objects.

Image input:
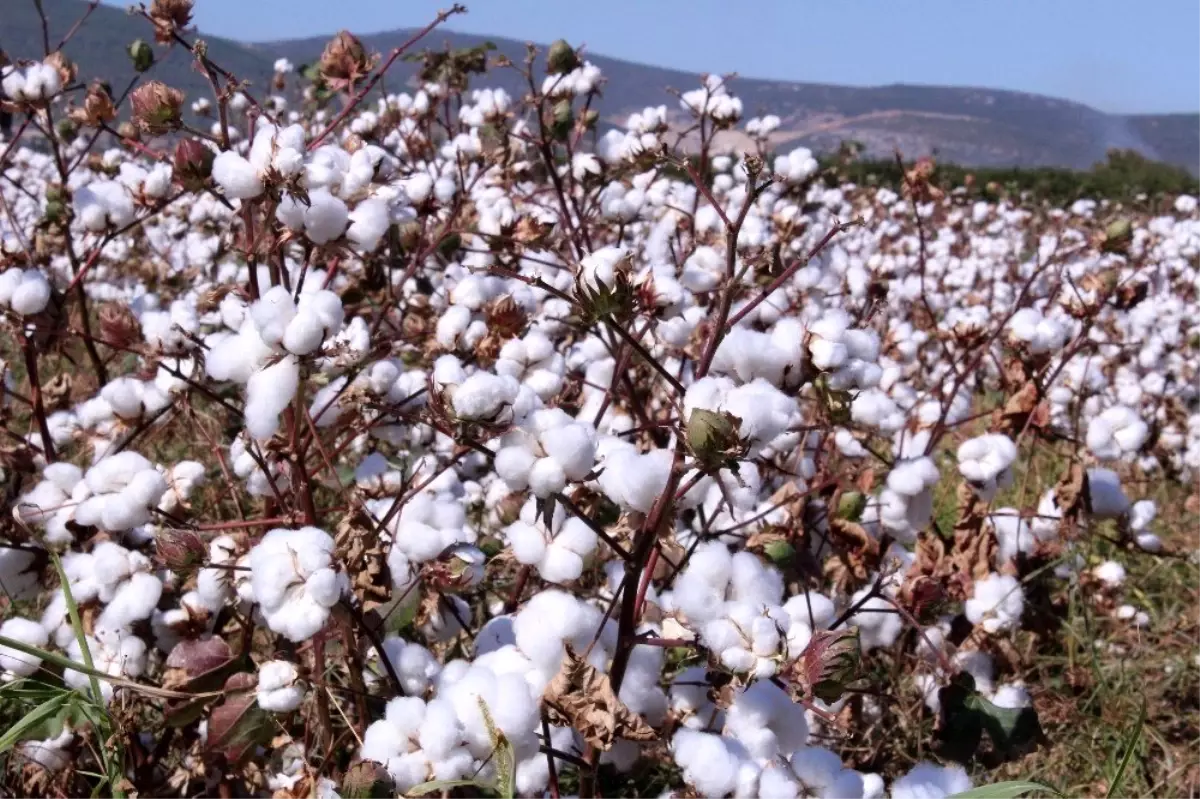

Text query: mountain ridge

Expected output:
[5,1,1197,173]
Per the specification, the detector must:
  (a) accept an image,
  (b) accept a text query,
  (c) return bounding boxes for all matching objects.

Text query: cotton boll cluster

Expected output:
[251,285,345,356]
[371,487,477,593]
[74,180,137,232]
[0,268,53,315]
[679,75,743,123]
[494,331,566,401]
[668,542,792,677]
[891,762,972,799]
[493,408,596,497]
[249,527,348,641]
[956,433,1017,499]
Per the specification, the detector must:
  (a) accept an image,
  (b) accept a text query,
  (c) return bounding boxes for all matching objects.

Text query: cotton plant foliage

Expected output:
[0,6,1196,798]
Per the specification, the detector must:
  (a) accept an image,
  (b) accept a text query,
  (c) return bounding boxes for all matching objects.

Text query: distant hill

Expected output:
[5,0,1198,174]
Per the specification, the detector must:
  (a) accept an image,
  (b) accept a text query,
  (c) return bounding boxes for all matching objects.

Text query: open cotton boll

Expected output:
[965,573,1024,633]
[249,526,348,642]
[848,589,903,651]
[300,188,350,244]
[956,433,1017,498]
[1007,307,1065,354]
[212,150,265,200]
[346,197,392,251]
[73,452,169,531]
[0,268,52,315]
[596,444,672,513]
[282,290,344,355]
[577,246,629,294]
[97,571,164,630]
[18,727,74,773]
[449,372,520,421]
[245,356,300,440]
[64,628,147,704]
[257,660,305,712]
[1086,468,1130,518]
[365,636,441,695]
[671,728,754,798]
[892,762,972,799]
[1086,406,1149,460]
[1092,560,1126,587]
[0,618,50,681]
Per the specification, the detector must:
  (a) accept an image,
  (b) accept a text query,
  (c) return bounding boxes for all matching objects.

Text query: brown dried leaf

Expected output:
[542,645,657,751]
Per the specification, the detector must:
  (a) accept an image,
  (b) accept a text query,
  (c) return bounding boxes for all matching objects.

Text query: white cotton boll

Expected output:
[540,544,585,583]
[527,456,567,497]
[990,508,1034,565]
[98,572,163,630]
[9,270,51,315]
[672,729,742,798]
[245,356,300,440]
[956,434,1017,490]
[450,372,518,421]
[303,188,349,244]
[507,521,548,565]
[346,197,391,251]
[991,682,1032,709]
[540,423,596,480]
[0,618,50,679]
[1134,532,1162,553]
[965,573,1024,633]
[850,591,903,651]
[19,728,74,773]
[257,660,305,712]
[212,151,264,199]
[1093,560,1126,586]
[1087,406,1149,460]
[1086,468,1130,518]
[891,762,972,799]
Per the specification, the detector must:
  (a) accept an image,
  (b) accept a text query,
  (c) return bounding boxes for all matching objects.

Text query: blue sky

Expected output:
[109,0,1199,114]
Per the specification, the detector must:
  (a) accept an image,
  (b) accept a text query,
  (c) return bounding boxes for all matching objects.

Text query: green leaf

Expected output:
[0,691,71,754]
[936,672,1045,764]
[948,780,1062,798]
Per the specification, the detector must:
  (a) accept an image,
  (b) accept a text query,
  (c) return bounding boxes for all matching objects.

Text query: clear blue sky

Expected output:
[110,0,1199,114]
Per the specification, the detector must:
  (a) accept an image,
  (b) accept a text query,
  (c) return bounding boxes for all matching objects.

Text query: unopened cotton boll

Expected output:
[257,660,305,712]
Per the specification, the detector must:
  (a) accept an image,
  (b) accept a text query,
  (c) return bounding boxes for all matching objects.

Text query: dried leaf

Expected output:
[206,672,272,764]
[542,645,657,751]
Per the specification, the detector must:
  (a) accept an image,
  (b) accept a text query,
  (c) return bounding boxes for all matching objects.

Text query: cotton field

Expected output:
[0,3,1198,798]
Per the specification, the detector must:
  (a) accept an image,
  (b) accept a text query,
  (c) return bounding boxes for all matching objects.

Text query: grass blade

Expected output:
[1106,699,1147,798]
[949,781,1062,798]
[0,691,70,754]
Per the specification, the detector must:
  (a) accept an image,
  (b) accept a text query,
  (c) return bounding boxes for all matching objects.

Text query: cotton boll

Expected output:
[671,729,741,798]
[1092,560,1126,587]
[0,618,50,680]
[346,197,392,251]
[965,573,1024,633]
[302,188,349,243]
[891,762,971,799]
[849,590,903,651]
[257,660,305,712]
[956,433,1017,498]
[1087,406,1149,460]
[245,356,300,440]
[212,151,264,199]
